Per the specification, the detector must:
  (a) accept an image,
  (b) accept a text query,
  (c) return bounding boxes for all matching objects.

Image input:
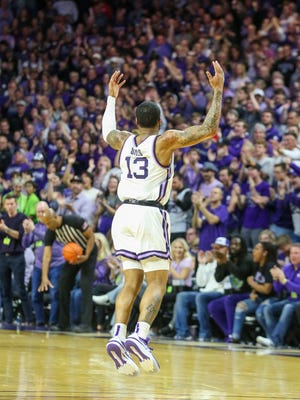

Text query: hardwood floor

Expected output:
[0,329,299,399]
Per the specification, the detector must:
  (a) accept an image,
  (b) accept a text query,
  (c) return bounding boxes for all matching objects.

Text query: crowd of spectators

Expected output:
[0,0,300,344]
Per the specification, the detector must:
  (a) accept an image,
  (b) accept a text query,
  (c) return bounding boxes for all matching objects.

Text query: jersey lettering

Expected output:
[125,156,149,179]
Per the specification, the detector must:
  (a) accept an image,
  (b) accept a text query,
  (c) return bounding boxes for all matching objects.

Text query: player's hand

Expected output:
[206,61,224,92]
[108,71,126,98]
[38,278,54,292]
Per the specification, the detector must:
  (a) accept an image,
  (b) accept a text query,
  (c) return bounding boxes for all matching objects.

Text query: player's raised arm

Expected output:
[102,71,130,150]
[158,61,224,153]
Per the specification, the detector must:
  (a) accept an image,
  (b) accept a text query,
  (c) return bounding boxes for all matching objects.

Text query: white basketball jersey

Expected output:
[117,134,174,205]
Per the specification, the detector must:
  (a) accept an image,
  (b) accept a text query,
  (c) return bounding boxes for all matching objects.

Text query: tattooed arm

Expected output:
[106,129,131,150]
[156,61,224,165]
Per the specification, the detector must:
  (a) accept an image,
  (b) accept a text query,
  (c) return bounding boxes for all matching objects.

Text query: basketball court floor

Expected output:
[0,328,299,399]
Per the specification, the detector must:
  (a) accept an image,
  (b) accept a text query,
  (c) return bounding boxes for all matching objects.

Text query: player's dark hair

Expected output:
[136,101,160,128]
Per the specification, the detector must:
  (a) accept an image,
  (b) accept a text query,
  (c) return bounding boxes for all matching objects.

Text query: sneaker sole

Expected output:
[125,337,160,373]
[256,337,274,347]
[106,340,139,376]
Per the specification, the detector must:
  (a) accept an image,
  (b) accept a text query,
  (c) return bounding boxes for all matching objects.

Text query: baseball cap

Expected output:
[202,161,218,173]
[16,100,27,107]
[33,152,45,161]
[214,237,230,247]
[253,88,265,98]
[92,53,101,60]
[146,82,156,89]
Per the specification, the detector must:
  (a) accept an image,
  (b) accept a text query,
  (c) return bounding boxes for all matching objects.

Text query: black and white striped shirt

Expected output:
[44,215,89,251]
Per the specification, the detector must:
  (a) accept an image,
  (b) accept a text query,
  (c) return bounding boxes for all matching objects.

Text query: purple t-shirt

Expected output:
[198,204,229,251]
[228,137,245,158]
[273,263,300,302]
[22,222,64,269]
[242,181,270,229]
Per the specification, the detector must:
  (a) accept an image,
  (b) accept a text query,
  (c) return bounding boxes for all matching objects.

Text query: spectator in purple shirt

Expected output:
[4,149,30,180]
[239,163,271,249]
[227,119,249,159]
[210,138,233,170]
[198,162,222,197]
[179,148,202,192]
[268,163,294,239]
[31,152,48,194]
[192,187,229,251]
[261,109,281,143]
[218,167,242,235]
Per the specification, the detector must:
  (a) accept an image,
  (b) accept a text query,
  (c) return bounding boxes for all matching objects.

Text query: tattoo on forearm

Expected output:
[204,90,223,134]
[181,90,223,145]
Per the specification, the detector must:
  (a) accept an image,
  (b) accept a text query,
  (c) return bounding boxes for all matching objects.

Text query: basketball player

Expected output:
[102,61,224,375]
[38,208,97,333]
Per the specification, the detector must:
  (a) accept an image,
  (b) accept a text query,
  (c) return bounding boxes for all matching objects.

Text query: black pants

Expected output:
[58,245,97,328]
[0,254,32,323]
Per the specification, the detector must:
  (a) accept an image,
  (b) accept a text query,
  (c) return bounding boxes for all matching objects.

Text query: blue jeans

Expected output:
[0,254,32,323]
[255,297,278,334]
[232,297,264,340]
[175,291,223,339]
[270,224,294,241]
[264,299,299,346]
[31,265,63,325]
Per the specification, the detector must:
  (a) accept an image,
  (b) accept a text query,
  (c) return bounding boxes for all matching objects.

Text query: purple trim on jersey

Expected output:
[152,136,171,169]
[133,135,148,147]
[157,157,173,202]
[161,209,171,255]
[158,177,168,202]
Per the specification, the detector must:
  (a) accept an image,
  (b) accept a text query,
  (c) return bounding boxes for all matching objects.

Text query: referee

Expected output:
[39,208,97,333]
